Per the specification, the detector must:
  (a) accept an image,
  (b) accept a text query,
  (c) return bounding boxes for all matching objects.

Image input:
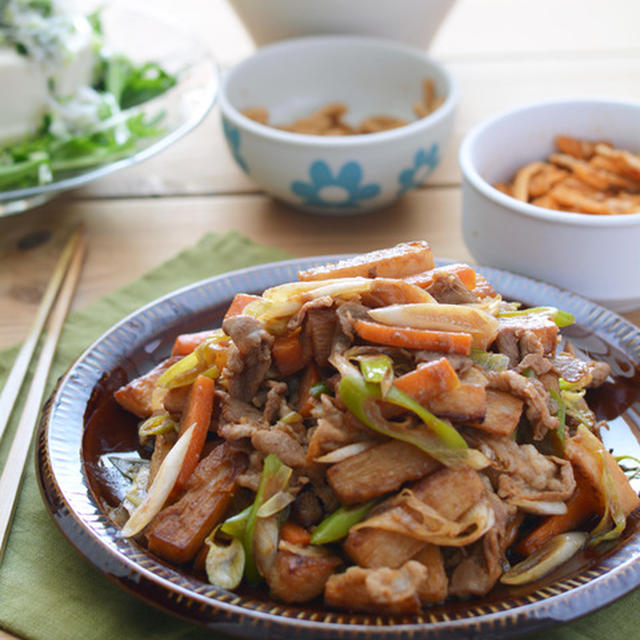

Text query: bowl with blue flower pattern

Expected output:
[218,36,457,215]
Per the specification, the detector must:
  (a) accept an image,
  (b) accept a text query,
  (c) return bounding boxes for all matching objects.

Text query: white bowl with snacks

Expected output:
[218,35,457,215]
[227,0,456,49]
[459,98,640,312]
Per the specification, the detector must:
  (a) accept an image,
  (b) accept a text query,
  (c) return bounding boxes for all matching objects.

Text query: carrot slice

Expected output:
[514,472,597,557]
[171,330,220,356]
[394,358,461,404]
[354,319,472,355]
[405,263,476,291]
[298,364,320,418]
[224,293,262,320]
[272,330,309,377]
[173,374,216,496]
[280,520,311,546]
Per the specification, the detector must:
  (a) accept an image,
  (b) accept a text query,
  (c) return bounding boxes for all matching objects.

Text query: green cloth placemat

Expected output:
[0,231,637,640]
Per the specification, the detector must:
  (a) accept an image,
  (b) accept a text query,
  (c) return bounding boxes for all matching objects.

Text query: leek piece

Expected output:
[138,414,178,439]
[309,382,331,398]
[243,454,292,584]
[589,450,627,546]
[501,532,588,585]
[358,354,393,384]
[615,455,640,481]
[121,423,195,537]
[338,373,488,469]
[561,389,595,428]
[221,506,251,539]
[470,348,509,372]
[205,529,245,590]
[310,501,378,545]
[157,331,225,389]
[497,306,574,328]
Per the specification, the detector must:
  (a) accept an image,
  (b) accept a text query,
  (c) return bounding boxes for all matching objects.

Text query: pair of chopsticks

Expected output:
[0,226,86,564]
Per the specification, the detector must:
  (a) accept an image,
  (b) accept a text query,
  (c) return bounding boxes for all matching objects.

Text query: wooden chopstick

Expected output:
[0,230,86,564]
[0,227,83,446]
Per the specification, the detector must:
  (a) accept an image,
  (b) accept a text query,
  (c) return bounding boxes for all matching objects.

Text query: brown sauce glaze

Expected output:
[587,367,640,422]
[561,323,640,421]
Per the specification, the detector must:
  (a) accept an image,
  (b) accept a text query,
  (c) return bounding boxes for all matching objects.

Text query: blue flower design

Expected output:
[291,160,381,209]
[222,118,249,174]
[397,144,440,196]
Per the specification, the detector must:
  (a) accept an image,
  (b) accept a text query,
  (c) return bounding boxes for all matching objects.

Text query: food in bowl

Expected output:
[459,99,640,311]
[109,241,638,614]
[495,136,640,215]
[0,0,176,190]
[219,36,456,213]
[242,79,443,136]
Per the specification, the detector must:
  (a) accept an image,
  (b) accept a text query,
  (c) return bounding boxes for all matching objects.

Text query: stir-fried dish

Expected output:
[112,241,639,614]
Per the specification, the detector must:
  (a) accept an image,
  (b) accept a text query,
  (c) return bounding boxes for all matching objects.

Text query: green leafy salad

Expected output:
[0,0,177,191]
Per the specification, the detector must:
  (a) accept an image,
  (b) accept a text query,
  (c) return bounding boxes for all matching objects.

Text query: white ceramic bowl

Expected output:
[218,36,457,215]
[459,98,640,312]
[227,0,456,50]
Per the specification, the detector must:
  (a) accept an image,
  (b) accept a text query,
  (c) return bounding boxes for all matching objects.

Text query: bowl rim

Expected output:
[218,34,458,148]
[458,97,640,228]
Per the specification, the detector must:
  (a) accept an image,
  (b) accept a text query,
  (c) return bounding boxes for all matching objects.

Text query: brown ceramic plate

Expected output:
[36,256,640,639]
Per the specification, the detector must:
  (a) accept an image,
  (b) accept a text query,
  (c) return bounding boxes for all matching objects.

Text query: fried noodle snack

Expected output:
[496,137,640,215]
[241,79,442,136]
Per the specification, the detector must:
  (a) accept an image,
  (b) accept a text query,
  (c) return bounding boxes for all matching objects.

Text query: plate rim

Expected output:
[36,254,640,639]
